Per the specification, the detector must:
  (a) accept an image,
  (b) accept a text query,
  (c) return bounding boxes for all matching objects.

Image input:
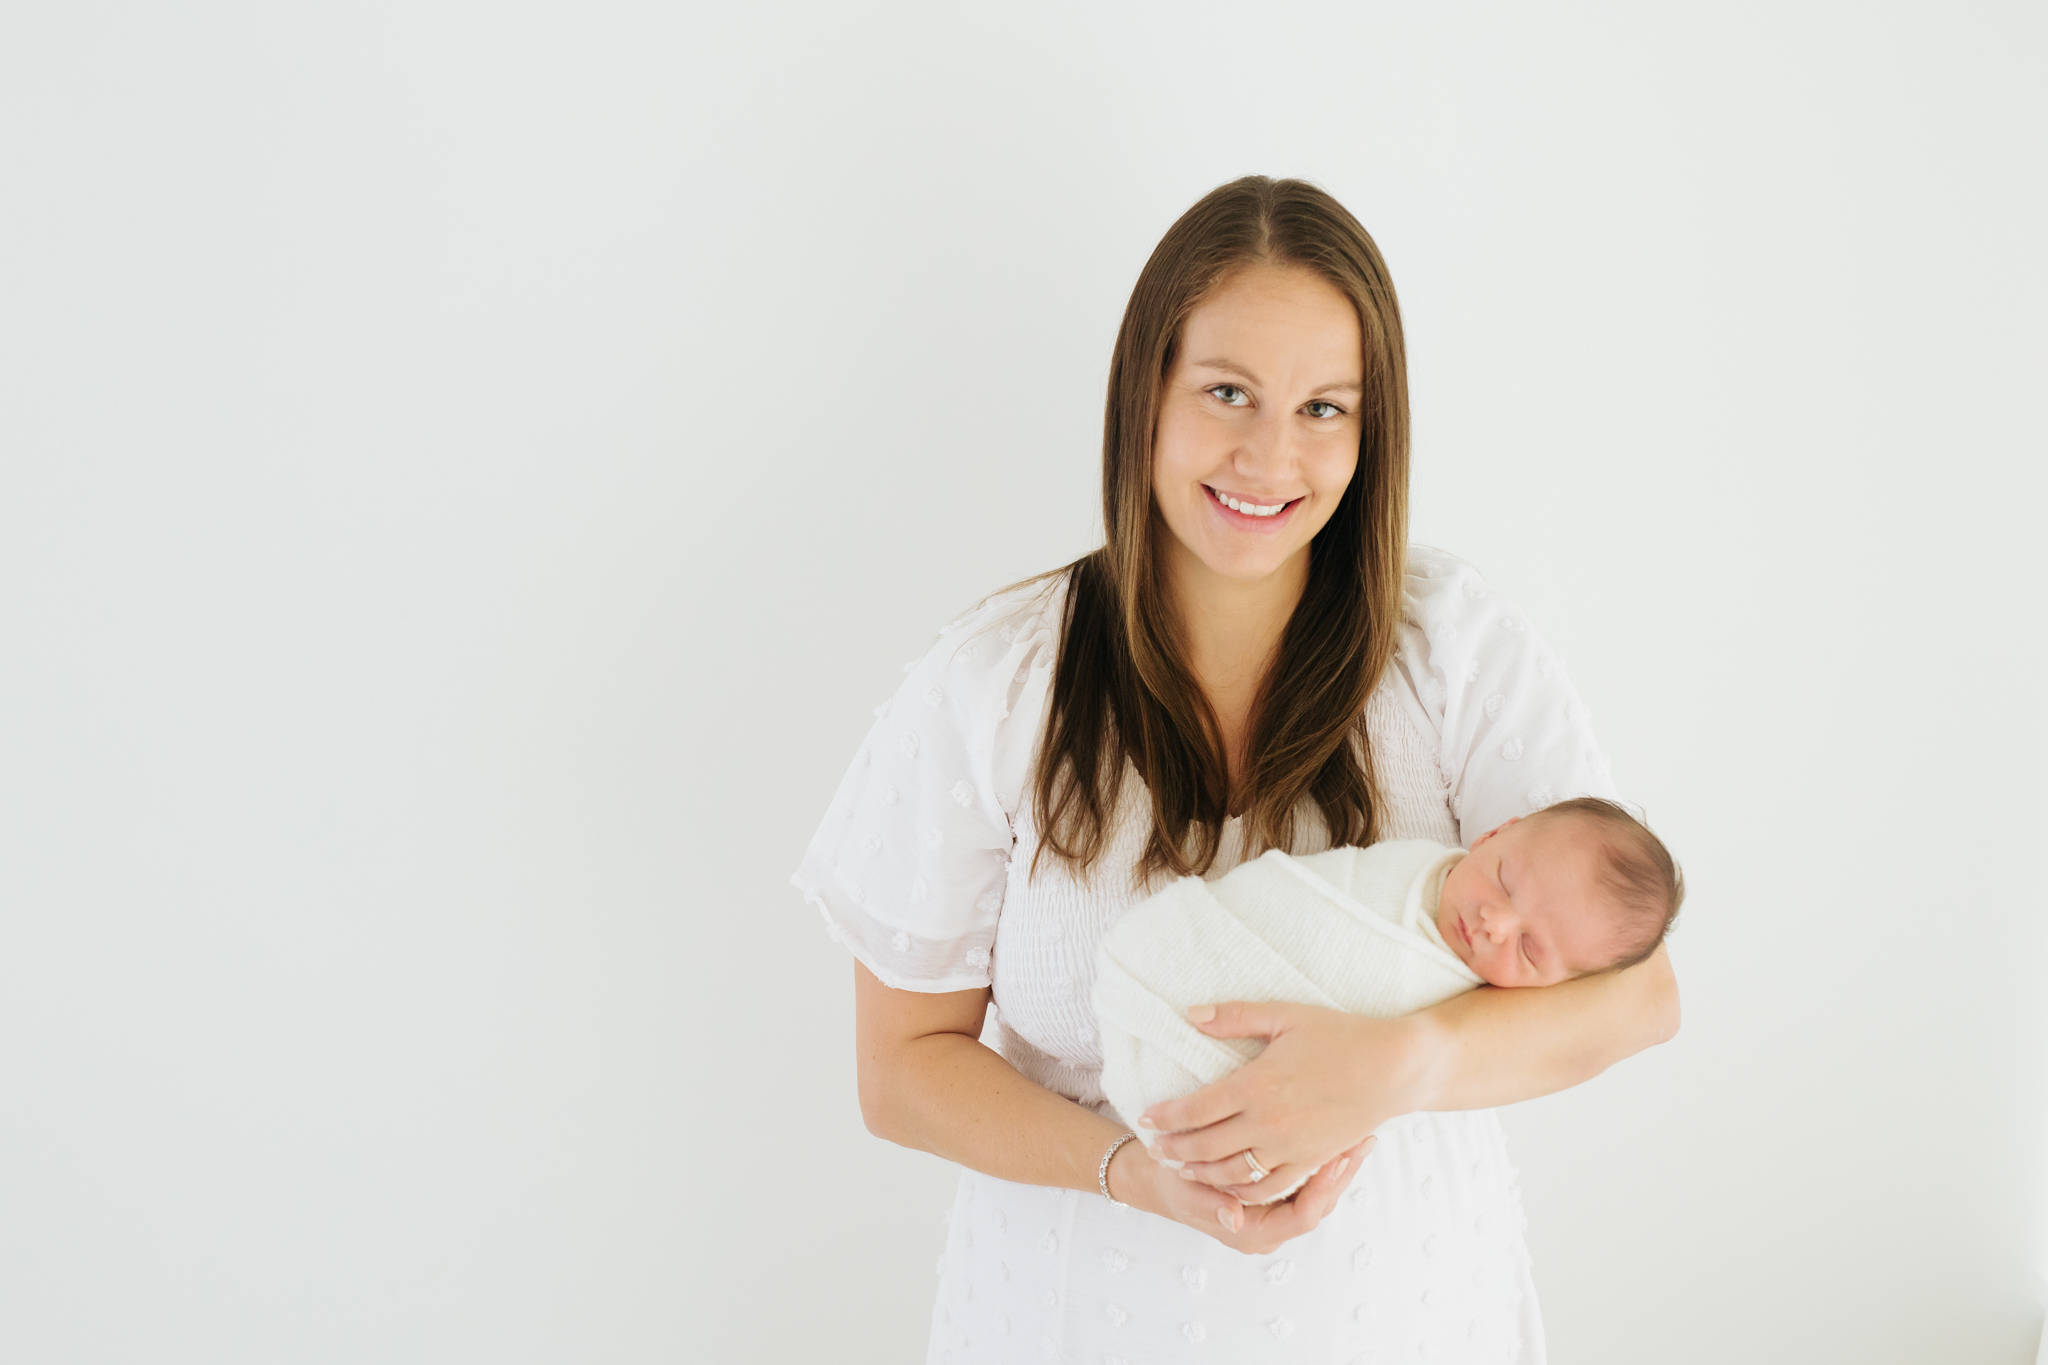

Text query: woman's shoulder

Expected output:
[1396,543,1554,666]
[791,573,1071,994]
[1393,541,1568,687]
[898,570,1067,707]
[932,570,1067,660]
[1390,543,1621,832]
[877,569,1068,817]
[1400,544,1503,625]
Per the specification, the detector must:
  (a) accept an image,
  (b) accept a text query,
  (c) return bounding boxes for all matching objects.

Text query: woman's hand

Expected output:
[1108,1128,1374,1256]
[1140,1001,1441,1198]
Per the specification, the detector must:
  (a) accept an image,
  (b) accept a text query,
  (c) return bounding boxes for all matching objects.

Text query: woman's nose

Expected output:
[1236,409,1298,474]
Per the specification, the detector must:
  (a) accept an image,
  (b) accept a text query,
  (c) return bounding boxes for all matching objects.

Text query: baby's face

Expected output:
[1436,815,1624,988]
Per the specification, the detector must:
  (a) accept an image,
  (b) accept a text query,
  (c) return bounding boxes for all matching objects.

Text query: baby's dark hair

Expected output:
[1528,797,1684,973]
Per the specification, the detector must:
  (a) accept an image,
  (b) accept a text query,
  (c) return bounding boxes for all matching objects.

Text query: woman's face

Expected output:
[1151,261,1364,589]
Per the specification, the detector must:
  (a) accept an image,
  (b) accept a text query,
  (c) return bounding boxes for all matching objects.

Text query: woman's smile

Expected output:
[1202,483,1304,528]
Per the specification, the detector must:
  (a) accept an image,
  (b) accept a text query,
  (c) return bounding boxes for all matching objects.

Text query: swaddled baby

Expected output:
[1093,797,1683,1196]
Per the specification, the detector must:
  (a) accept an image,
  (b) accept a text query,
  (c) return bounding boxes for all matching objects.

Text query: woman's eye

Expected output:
[1304,399,1343,419]
[1210,385,1250,406]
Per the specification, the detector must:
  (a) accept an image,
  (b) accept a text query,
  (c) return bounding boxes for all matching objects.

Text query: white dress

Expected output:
[792,547,1621,1365]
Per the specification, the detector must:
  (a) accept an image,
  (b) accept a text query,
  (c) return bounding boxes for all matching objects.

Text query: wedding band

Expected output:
[1242,1150,1269,1183]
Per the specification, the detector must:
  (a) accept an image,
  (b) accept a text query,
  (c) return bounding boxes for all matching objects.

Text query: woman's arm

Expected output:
[1143,945,1679,1194]
[1413,941,1679,1111]
[854,960,1122,1193]
[854,960,1371,1254]
[1136,556,1682,1191]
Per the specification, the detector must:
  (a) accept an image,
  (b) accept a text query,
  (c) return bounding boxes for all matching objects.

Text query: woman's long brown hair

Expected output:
[1031,175,1411,886]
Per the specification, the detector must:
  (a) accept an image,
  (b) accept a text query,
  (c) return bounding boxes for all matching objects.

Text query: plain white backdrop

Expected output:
[1,2,2043,1361]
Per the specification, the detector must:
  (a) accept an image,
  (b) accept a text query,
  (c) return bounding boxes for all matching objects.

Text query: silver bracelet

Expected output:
[1098,1132,1138,1208]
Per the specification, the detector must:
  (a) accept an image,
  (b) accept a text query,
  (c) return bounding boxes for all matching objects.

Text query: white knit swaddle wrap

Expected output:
[1093,839,1483,1193]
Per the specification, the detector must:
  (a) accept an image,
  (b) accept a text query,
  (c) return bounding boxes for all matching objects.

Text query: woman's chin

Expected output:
[1187,540,1304,586]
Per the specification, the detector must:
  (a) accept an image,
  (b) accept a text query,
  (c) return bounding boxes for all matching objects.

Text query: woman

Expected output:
[792,176,1679,1363]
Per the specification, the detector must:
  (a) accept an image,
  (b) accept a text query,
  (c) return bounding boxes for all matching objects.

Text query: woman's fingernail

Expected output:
[1217,1206,1239,1232]
[1333,1157,1349,1178]
[1177,1168,1196,1180]
[1362,1135,1377,1154]
[1185,1004,1216,1024]
[1159,1158,1184,1169]
[1137,1117,1156,1130]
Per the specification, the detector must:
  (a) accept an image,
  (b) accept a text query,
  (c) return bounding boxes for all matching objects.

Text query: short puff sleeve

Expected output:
[1389,546,1621,844]
[790,579,1062,992]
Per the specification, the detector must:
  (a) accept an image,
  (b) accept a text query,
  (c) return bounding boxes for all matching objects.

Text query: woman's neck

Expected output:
[1162,537,1309,801]
[1165,539,1308,686]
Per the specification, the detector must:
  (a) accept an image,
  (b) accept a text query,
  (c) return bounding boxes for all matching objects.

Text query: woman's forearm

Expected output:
[865,1032,1130,1192]
[854,963,1127,1196]
[1407,943,1680,1112]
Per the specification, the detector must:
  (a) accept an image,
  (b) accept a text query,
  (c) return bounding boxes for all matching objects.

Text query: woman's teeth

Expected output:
[1209,488,1290,517]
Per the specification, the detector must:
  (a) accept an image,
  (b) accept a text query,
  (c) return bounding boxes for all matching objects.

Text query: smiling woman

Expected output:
[1155,266,1362,538]
[1037,187,1417,890]
[791,176,1679,1363]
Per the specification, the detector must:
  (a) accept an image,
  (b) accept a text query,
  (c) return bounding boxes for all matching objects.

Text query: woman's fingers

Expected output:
[1221,1137,1378,1243]
[1234,1184,1321,1248]
[1219,1142,1356,1204]
[1159,1163,1247,1235]
[1189,1134,1376,1202]
[1186,1187,1246,1235]
[1180,1135,1384,1254]
[1185,999,1300,1041]
[1221,1165,1310,1203]
[1174,1146,1277,1190]
[1147,1113,1272,1167]
[1291,1137,1374,1221]
[1207,1152,1353,1253]
[1139,1068,1250,1140]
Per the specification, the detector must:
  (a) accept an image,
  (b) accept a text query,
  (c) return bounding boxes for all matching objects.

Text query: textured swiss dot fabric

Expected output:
[792,546,1621,1364]
[793,579,1061,993]
[1386,549,1616,836]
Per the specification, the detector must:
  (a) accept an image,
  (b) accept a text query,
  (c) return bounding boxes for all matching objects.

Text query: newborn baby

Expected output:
[1093,797,1683,1196]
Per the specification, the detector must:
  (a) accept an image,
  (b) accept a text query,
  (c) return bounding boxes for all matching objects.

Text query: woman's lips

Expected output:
[1203,484,1302,531]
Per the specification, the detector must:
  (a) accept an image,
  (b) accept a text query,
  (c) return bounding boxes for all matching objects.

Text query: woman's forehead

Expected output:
[1181,263,1361,362]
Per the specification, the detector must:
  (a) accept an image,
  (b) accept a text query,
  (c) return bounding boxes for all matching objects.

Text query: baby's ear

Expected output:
[1473,815,1521,846]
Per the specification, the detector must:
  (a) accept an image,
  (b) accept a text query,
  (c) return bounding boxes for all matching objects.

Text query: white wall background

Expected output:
[1,2,2042,1361]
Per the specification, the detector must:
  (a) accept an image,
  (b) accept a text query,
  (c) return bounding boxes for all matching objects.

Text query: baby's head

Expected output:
[1436,798,1684,987]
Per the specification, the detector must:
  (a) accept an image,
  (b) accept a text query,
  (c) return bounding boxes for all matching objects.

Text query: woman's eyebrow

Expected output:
[1188,357,1363,399]
[1188,357,1264,386]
